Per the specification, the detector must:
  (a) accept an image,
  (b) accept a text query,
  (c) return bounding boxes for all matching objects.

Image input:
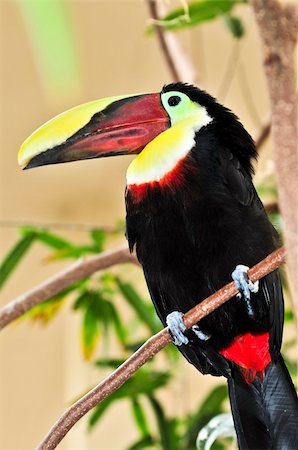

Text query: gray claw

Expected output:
[192,325,211,341]
[166,311,189,346]
[232,264,259,318]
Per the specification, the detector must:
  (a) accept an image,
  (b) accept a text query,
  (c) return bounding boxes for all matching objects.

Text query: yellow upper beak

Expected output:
[18,92,169,170]
[18,95,131,169]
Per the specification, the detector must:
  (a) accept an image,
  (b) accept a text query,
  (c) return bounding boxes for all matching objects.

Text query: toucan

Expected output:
[18,83,298,449]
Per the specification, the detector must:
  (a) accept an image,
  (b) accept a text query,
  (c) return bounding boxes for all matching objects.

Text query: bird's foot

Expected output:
[231,264,259,318]
[166,311,188,346]
[166,311,211,346]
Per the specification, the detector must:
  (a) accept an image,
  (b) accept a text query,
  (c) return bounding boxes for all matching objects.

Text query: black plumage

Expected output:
[125,83,298,449]
[20,77,298,449]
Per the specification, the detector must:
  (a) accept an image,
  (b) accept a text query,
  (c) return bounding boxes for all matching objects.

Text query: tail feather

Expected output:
[228,355,298,450]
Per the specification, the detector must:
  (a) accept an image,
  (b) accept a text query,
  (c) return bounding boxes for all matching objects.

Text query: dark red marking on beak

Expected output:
[26,94,170,169]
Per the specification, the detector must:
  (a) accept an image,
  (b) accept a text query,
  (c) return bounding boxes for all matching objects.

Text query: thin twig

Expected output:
[147,0,180,82]
[148,0,190,28]
[0,244,138,331]
[264,201,279,214]
[217,41,242,101]
[36,247,286,450]
[254,119,271,150]
[238,61,263,127]
[146,0,199,85]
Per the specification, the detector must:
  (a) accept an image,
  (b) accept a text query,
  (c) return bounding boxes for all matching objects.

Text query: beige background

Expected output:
[0,1,277,449]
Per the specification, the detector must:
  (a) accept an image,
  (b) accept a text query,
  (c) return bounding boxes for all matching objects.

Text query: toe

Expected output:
[166,311,189,346]
[231,264,259,318]
[192,325,210,341]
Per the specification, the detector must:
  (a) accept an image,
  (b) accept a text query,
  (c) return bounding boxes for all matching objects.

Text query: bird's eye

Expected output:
[168,95,181,107]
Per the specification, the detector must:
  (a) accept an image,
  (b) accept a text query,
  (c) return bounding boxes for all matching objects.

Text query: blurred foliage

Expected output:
[0,229,36,289]
[0,205,296,448]
[0,223,230,449]
[224,14,244,39]
[147,0,247,38]
[0,226,106,291]
[17,0,248,105]
[17,0,82,101]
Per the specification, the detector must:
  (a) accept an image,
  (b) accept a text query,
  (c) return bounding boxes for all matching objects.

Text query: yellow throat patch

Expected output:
[126,111,212,186]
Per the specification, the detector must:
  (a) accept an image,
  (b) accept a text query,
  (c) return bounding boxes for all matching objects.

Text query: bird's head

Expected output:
[18,83,256,176]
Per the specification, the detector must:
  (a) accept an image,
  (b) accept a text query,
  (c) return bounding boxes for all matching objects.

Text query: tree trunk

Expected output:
[251,0,298,309]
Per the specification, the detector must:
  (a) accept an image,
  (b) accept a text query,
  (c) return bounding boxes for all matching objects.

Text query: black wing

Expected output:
[218,147,284,359]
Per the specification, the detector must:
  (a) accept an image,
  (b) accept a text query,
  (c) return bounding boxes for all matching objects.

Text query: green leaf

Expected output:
[126,435,155,450]
[47,245,98,260]
[108,302,128,344]
[25,282,83,324]
[23,227,91,259]
[73,291,91,311]
[90,229,106,252]
[147,395,172,449]
[34,229,72,250]
[88,398,114,430]
[81,306,100,360]
[0,231,36,289]
[284,309,294,322]
[22,227,105,259]
[94,358,125,369]
[24,296,65,324]
[166,418,182,450]
[147,0,246,33]
[224,15,244,38]
[21,226,73,250]
[88,368,170,430]
[74,288,127,355]
[124,340,149,353]
[131,398,150,438]
[120,370,170,398]
[116,278,160,334]
[183,384,228,448]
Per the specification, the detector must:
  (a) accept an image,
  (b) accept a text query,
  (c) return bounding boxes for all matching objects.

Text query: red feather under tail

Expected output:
[219,332,271,383]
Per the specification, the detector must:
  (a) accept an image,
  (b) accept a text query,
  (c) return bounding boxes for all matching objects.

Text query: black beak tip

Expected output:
[24,148,63,169]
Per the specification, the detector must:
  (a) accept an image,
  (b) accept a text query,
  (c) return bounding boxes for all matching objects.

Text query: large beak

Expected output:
[18,93,169,169]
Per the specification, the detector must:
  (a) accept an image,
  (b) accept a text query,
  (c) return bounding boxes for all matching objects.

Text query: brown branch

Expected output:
[264,201,279,215]
[254,119,271,150]
[0,244,138,331]
[36,247,286,450]
[250,0,298,308]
